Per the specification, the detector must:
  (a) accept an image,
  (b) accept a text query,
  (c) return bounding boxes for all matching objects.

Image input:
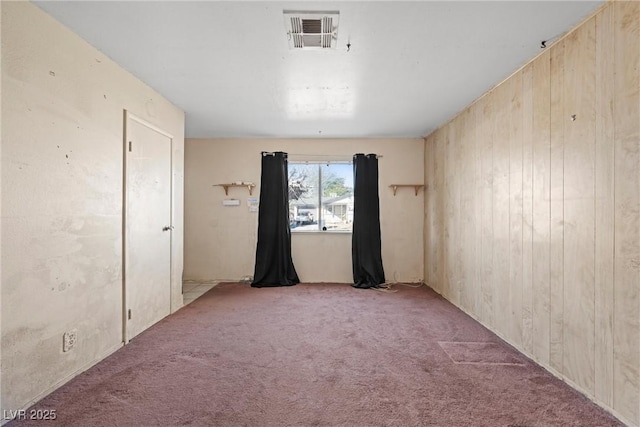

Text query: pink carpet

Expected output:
[8,283,622,426]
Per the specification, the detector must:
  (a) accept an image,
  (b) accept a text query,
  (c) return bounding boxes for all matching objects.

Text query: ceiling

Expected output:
[34,1,604,139]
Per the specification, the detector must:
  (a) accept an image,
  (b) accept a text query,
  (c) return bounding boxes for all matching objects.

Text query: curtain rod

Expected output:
[352,154,383,159]
[262,152,383,159]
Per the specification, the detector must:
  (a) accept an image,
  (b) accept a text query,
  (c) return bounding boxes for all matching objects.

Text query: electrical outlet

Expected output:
[63,329,77,352]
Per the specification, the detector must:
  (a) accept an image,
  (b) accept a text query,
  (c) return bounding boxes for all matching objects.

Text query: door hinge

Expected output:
[128,141,132,152]
[128,309,132,320]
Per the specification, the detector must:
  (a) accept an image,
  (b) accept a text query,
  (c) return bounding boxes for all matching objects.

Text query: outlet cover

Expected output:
[63,329,77,352]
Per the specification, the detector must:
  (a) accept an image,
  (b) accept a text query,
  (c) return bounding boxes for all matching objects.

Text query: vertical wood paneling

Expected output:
[522,63,535,355]
[562,18,597,394]
[430,134,437,290]
[424,3,640,423]
[457,118,465,305]
[434,129,445,295]
[442,123,458,304]
[429,133,437,292]
[470,104,481,317]
[445,123,458,303]
[479,95,495,328]
[594,3,615,407]
[509,72,524,347]
[549,39,565,374]
[532,50,551,366]
[458,111,470,310]
[493,83,511,335]
[613,0,640,423]
[461,108,478,314]
[424,135,434,288]
[429,135,438,290]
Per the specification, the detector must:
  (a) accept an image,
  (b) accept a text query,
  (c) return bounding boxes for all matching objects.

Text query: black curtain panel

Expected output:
[252,152,300,288]
[352,153,386,288]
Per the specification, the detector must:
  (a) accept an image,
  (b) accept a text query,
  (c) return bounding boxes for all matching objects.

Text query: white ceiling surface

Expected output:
[35,1,604,139]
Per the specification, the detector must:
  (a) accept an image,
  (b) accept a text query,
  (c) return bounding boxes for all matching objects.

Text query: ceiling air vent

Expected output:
[284,11,339,50]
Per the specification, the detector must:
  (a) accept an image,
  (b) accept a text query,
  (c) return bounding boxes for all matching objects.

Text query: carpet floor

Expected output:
[9,283,622,426]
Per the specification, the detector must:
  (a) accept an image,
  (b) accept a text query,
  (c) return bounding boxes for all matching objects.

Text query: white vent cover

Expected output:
[284,11,339,49]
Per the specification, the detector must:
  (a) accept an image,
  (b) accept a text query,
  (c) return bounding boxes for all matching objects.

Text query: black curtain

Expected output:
[352,153,386,288]
[252,152,300,287]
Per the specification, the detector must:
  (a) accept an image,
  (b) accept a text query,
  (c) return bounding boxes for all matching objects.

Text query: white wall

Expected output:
[185,138,424,283]
[425,1,639,424]
[1,2,185,415]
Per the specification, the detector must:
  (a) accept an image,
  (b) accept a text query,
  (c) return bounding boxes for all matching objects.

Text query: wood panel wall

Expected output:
[424,1,639,424]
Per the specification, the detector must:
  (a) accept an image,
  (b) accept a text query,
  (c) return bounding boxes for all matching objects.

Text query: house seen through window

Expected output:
[288,162,353,232]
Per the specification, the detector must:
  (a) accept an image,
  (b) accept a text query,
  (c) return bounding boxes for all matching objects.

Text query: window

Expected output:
[288,161,353,232]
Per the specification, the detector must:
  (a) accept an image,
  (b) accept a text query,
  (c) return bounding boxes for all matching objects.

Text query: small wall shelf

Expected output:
[214,183,255,196]
[389,184,424,196]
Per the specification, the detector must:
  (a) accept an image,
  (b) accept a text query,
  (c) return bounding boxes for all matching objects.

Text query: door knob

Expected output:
[162,226,174,231]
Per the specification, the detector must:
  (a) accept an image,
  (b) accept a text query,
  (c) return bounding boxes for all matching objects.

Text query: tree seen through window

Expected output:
[288,162,353,231]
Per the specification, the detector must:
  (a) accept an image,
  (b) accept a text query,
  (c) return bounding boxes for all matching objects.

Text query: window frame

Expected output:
[288,159,354,234]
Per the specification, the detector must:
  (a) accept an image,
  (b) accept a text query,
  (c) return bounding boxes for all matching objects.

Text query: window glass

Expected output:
[288,162,353,232]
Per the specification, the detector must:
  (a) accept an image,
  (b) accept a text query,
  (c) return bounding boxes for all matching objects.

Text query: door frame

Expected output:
[122,110,174,344]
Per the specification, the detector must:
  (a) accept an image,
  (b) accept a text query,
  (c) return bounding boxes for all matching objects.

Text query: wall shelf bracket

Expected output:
[214,183,255,196]
[389,184,424,196]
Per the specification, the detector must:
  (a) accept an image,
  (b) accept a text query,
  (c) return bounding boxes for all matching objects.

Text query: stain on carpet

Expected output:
[438,341,527,366]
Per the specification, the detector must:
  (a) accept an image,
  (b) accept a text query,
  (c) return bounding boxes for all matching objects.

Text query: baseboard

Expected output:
[182,277,236,284]
[1,342,124,426]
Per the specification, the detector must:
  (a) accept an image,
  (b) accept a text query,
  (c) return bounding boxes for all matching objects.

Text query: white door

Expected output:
[124,111,173,342]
